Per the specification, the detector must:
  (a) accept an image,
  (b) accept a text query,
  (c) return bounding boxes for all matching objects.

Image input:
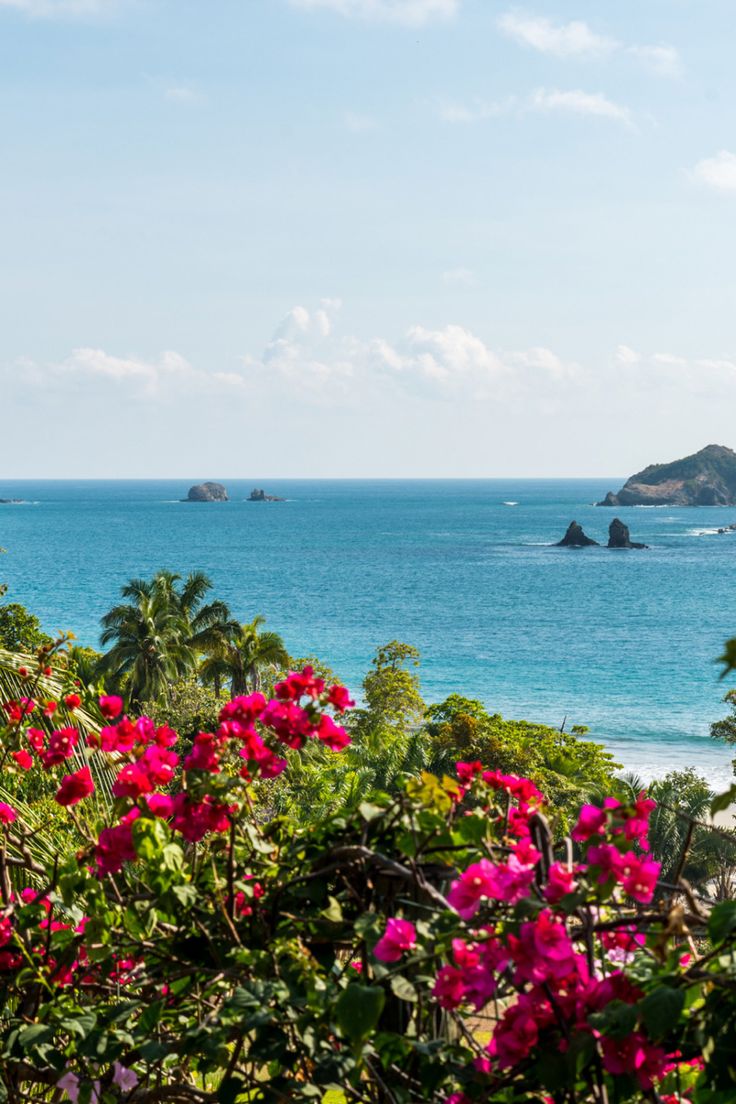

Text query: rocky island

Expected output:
[555,518,648,548]
[247,488,285,502]
[556,521,599,547]
[597,444,736,507]
[184,482,229,502]
[607,518,648,549]
[0,499,24,505]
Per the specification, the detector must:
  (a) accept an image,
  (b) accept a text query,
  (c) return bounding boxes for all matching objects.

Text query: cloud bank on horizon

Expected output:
[1,0,735,476]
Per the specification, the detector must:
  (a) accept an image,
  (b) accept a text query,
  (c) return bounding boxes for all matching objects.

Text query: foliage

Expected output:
[99,570,233,705]
[424,693,620,828]
[1,646,735,1103]
[200,615,289,696]
[140,677,223,742]
[0,600,52,652]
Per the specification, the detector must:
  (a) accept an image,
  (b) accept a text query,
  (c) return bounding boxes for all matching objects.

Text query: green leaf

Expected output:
[335,984,385,1043]
[320,896,343,923]
[60,1013,97,1040]
[711,784,736,816]
[640,988,685,1039]
[359,802,386,823]
[17,1024,54,1050]
[709,900,736,945]
[390,975,418,1003]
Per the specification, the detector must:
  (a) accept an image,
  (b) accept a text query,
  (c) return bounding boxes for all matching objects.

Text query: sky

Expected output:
[2,0,736,478]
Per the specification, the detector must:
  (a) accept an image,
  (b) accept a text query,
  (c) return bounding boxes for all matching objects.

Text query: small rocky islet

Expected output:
[555,519,648,549]
[184,482,229,502]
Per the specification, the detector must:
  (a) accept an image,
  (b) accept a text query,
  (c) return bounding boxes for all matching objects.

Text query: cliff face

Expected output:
[597,445,736,507]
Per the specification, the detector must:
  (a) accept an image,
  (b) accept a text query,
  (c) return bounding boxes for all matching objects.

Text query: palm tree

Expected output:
[200,615,288,696]
[99,570,233,706]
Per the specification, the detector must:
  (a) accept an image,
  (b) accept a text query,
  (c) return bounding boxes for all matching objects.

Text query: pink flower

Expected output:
[487,994,541,1068]
[95,820,137,876]
[146,794,174,818]
[601,1032,667,1091]
[544,861,578,903]
[0,802,17,825]
[571,803,607,842]
[316,714,350,751]
[55,766,94,807]
[619,853,660,904]
[327,684,355,712]
[99,695,123,720]
[433,965,466,1009]
[0,915,12,946]
[373,918,417,963]
[57,1072,80,1103]
[587,843,624,884]
[455,760,483,783]
[41,727,79,768]
[447,860,499,919]
[112,1063,139,1093]
[12,749,33,771]
[448,856,535,919]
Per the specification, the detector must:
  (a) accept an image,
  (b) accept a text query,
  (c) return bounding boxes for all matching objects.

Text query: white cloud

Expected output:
[439,88,632,128]
[616,344,640,365]
[628,44,680,77]
[442,267,475,287]
[498,11,680,77]
[498,13,615,58]
[289,0,459,26]
[692,150,736,193]
[529,87,633,127]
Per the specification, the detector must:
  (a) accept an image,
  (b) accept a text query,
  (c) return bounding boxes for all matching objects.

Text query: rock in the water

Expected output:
[556,521,599,547]
[597,444,736,507]
[607,518,648,549]
[185,482,228,502]
[247,488,285,502]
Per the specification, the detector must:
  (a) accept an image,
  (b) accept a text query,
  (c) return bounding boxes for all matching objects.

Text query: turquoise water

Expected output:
[0,478,735,786]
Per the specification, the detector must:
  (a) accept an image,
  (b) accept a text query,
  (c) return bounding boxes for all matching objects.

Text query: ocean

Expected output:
[0,478,734,787]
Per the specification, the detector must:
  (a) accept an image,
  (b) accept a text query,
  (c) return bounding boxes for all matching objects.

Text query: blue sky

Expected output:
[2,0,736,477]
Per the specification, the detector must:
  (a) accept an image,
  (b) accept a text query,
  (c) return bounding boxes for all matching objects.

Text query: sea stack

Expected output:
[247,488,285,502]
[607,518,648,549]
[556,522,599,547]
[185,482,229,502]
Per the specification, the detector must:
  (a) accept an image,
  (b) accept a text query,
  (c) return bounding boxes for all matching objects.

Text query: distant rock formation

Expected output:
[608,518,648,549]
[0,499,24,505]
[555,522,599,547]
[247,488,285,502]
[597,444,736,507]
[185,482,228,502]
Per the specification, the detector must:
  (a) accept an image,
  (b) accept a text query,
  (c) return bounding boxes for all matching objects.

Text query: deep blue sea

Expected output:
[1,479,735,787]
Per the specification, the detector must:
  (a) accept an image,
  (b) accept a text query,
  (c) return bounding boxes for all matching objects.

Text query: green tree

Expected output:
[99,570,232,706]
[0,601,52,652]
[200,615,289,695]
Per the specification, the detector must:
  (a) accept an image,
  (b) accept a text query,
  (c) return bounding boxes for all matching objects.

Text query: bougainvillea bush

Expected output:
[1,647,735,1103]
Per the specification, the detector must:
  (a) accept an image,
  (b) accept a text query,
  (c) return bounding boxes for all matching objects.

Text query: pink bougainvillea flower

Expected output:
[0,802,17,825]
[600,1031,668,1091]
[619,852,660,904]
[99,694,123,720]
[571,804,608,842]
[12,749,33,771]
[315,714,351,751]
[433,965,466,1009]
[544,861,579,904]
[146,793,174,818]
[64,693,82,710]
[448,856,536,919]
[55,766,94,807]
[373,918,417,963]
[41,727,79,768]
[327,684,355,712]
